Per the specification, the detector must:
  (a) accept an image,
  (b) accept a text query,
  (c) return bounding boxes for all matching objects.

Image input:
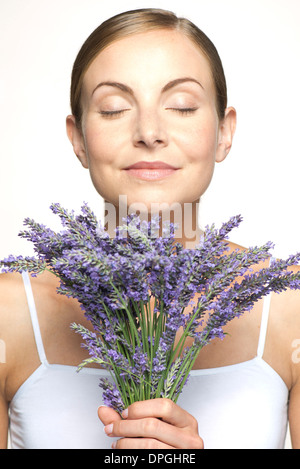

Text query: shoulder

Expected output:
[0,271,62,394]
[227,241,300,315]
[269,263,300,345]
[0,273,27,407]
[227,242,300,376]
[282,264,300,448]
[0,272,26,329]
[273,263,300,318]
[0,270,76,336]
[0,270,59,320]
[282,264,300,380]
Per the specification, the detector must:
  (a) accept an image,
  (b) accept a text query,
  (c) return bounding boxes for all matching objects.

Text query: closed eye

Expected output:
[99,107,198,118]
[99,109,130,118]
[166,107,198,115]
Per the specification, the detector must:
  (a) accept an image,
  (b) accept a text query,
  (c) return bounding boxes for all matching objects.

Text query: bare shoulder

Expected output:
[0,273,26,447]
[270,263,300,341]
[0,272,26,333]
[226,242,300,379]
[282,264,300,377]
[0,272,38,373]
[0,271,61,447]
[0,270,58,322]
[0,275,16,433]
[0,271,63,399]
[281,264,300,448]
[0,269,73,348]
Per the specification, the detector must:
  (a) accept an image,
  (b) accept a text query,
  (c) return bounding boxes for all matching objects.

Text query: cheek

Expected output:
[177,120,219,165]
[79,125,111,196]
[83,122,120,171]
[84,126,109,161]
[178,122,218,199]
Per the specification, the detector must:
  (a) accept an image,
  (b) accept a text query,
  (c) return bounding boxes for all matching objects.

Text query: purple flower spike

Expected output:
[1,203,300,410]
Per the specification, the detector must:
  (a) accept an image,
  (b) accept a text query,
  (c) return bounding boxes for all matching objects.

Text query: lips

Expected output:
[125,161,177,170]
[124,161,178,181]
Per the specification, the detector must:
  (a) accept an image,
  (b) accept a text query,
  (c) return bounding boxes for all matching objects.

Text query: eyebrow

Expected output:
[162,77,204,93]
[91,77,204,97]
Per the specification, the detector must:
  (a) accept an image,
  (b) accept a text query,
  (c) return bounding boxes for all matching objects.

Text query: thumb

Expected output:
[98,405,122,426]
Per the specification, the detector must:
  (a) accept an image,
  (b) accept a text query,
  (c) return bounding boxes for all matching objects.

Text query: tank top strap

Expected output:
[256,292,272,358]
[22,271,48,364]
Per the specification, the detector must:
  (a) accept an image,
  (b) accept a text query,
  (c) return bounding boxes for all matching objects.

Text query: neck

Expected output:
[104,199,202,249]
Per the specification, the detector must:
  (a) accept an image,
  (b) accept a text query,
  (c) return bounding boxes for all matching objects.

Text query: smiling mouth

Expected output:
[124,161,179,181]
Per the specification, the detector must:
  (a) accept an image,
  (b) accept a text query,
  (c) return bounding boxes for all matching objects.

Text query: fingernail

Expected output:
[98,405,108,412]
[104,423,113,435]
[121,408,128,419]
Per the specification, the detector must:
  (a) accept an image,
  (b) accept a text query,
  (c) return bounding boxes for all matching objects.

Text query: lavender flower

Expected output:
[100,378,125,414]
[1,203,300,411]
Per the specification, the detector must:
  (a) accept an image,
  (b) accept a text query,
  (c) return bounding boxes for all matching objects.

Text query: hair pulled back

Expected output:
[70,8,227,125]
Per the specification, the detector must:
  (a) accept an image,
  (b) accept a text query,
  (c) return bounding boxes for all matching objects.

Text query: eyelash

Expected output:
[99,107,198,118]
[99,110,129,118]
[168,107,198,115]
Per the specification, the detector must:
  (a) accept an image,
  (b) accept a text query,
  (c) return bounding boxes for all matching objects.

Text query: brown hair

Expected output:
[70,8,227,125]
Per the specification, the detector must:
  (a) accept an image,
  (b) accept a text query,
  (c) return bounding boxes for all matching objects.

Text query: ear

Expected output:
[66,115,89,168]
[215,107,237,163]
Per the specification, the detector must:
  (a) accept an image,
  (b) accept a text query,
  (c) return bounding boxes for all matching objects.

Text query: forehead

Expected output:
[82,29,214,97]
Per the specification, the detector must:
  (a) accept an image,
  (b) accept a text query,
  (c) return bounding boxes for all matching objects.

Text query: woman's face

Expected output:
[67,29,236,211]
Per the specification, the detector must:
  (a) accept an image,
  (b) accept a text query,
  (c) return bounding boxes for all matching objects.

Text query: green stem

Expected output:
[170,328,213,403]
[109,282,141,348]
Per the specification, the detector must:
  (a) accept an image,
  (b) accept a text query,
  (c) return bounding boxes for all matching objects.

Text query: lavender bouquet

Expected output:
[2,203,300,413]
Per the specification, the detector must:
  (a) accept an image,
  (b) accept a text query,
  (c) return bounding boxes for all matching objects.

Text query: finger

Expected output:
[98,406,122,426]
[113,438,174,450]
[104,416,199,449]
[124,398,198,431]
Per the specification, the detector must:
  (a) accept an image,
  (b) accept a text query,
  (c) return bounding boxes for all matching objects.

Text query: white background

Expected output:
[1,0,298,448]
[0,0,299,260]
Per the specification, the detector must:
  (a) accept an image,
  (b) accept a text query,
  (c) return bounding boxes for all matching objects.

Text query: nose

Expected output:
[132,108,168,149]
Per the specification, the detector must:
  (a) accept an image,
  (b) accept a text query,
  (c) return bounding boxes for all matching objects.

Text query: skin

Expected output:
[0,29,299,450]
[66,29,300,449]
[66,29,236,247]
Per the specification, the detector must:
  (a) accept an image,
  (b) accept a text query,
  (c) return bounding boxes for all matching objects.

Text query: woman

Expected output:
[1,8,299,449]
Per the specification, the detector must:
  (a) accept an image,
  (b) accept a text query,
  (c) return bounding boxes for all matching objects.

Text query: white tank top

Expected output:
[8,271,289,449]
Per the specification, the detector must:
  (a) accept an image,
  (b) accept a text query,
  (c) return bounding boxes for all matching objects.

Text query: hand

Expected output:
[98,398,204,449]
